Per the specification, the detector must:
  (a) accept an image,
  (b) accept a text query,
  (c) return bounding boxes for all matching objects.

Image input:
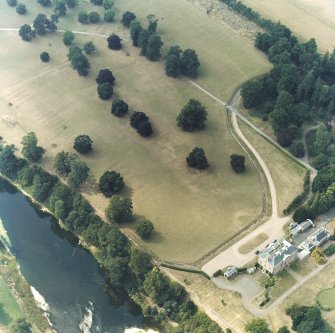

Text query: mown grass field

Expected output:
[238,120,306,215]
[0,0,271,263]
[241,0,335,53]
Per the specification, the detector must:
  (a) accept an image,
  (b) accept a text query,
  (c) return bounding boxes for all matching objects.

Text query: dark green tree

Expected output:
[186,147,209,170]
[68,159,89,189]
[16,3,27,15]
[104,9,115,22]
[130,20,143,47]
[21,132,45,162]
[54,0,67,16]
[73,135,93,154]
[143,268,170,306]
[40,51,50,62]
[54,151,76,176]
[106,195,133,223]
[98,170,125,197]
[103,0,113,9]
[241,78,264,109]
[97,83,113,100]
[90,0,102,4]
[129,248,152,280]
[145,34,163,61]
[135,218,154,239]
[138,30,153,56]
[270,91,294,132]
[121,11,136,27]
[78,11,88,24]
[146,14,158,32]
[9,317,32,333]
[130,112,153,137]
[111,99,128,117]
[7,0,17,6]
[230,154,246,173]
[165,45,182,77]
[245,318,271,333]
[289,140,305,158]
[105,256,129,287]
[136,121,153,137]
[67,46,90,76]
[180,49,200,78]
[293,206,310,223]
[96,68,115,85]
[63,30,75,46]
[88,11,100,23]
[19,24,34,41]
[83,41,95,54]
[107,34,122,50]
[176,99,208,131]
[33,13,48,35]
[65,0,77,8]
[37,0,51,6]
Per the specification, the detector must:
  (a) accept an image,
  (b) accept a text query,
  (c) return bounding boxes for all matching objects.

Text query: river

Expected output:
[0,179,146,333]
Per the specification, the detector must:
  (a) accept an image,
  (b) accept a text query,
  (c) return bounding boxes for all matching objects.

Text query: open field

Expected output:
[238,120,306,215]
[317,286,335,310]
[0,1,272,263]
[241,0,335,53]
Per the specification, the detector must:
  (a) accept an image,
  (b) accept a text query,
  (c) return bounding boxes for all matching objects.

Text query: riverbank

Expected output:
[0,243,52,333]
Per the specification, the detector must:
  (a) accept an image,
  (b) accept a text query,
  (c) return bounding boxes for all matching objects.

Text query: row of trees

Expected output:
[226,0,335,220]
[0,142,222,332]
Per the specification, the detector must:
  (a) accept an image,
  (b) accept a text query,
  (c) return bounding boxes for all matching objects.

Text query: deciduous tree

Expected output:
[176,99,207,131]
[19,24,34,41]
[135,218,154,239]
[186,147,209,170]
[73,135,93,154]
[230,154,246,173]
[88,11,100,23]
[97,83,113,100]
[16,3,27,15]
[99,170,125,197]
[105,195,133,223]
[83,41,95,54]
[121,11,136,27]
[130,20,143,47]
[104,9,115,22]
[40,51,50,62]
[180,49,200,78]
[111,99,128,117]
[21,132,45,162]
[107,34,122,50]
[96,68,115,85]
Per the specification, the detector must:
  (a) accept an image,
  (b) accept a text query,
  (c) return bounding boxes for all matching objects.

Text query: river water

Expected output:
[0,180,145,333]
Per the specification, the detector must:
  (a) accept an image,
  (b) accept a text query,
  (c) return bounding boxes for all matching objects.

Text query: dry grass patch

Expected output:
[162,268,253,332]
[238,120,306,216]
[0,0,271,263]
[241,0,335,53]
[238,232,268,254]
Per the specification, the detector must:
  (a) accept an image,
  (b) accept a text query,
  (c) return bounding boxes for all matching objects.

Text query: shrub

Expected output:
[97,83,113,100]
[40,52,50,62]
[135,218,154,239]
[186,147,209,170]
[121,11,136,27]
[111,99,128,117]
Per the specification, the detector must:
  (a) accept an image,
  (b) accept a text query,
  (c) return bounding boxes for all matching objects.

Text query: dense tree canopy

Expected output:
[98,170,125,197]
[54,0,67,16]
[130,112,153,137]
[96,69,115,85]
[21,132,45,162]
[230,154,246,173]
[105,195,133,223]
[130,20,143,47]
[245,318,271,333]
[145,34,163,61]
[78,11,88,24]
[97,83,113,100]
[83,41,95,54]
[129,248,153,280]
[180,49,200,78]
[73,135,93,154]
[107,34,122,50]
[289,140,305,158]
[16,3,27,15]
[176,99,208,131]
[63,30,74,46]
[111,99,128,117]
[104,9,115,22]
[186,147,209,170]
[19,24,34,41]
[37,0,51,6]
[121,11,136,27]
[88,11,100,23]
[165,46,182,77]
[135,218,154,239]
[40,51,50,62]
[103,0,114,9]
[67,46,90,76]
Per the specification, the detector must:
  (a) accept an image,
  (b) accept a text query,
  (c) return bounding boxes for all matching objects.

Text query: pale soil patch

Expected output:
[268,260,335,330]
[162,268,253,332]
[241,0,335,52]
[238,120,306,216]
[238,232,268,254]
[0,0,270,263]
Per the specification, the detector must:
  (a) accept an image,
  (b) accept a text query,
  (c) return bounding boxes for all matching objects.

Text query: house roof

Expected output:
[259,239,297,268]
